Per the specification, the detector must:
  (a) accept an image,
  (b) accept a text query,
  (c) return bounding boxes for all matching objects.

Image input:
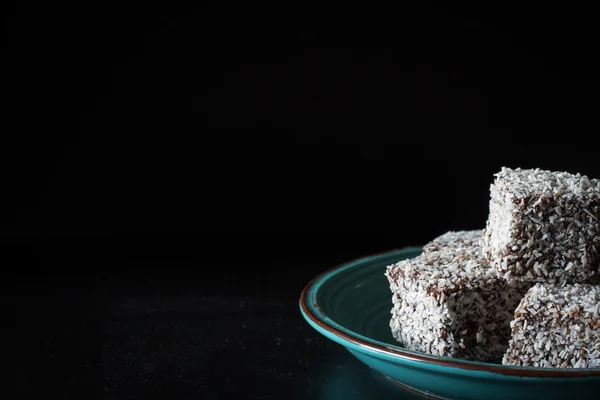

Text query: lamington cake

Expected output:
[386,230,529,361]
[422,229,484,255]
[482,167,600,283]
[502,283,600,368]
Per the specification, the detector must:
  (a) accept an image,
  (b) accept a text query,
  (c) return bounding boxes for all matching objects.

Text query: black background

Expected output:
[3,2,600,398]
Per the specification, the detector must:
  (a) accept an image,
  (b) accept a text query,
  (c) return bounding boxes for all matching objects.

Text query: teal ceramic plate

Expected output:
[299,247,600,400]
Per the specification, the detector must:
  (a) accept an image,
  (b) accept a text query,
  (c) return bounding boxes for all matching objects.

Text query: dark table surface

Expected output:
[5,236,429,399]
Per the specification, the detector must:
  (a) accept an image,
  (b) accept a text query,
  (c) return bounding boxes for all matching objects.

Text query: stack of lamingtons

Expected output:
[385,167,600,368]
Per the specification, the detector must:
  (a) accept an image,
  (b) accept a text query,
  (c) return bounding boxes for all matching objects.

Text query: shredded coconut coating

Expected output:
[482,167,600,283]
[502,283,600,368]
[422,230,484,255]
[386,230,529,361]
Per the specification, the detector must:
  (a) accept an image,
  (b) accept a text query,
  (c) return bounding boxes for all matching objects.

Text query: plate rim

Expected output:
[299,247,600,378]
